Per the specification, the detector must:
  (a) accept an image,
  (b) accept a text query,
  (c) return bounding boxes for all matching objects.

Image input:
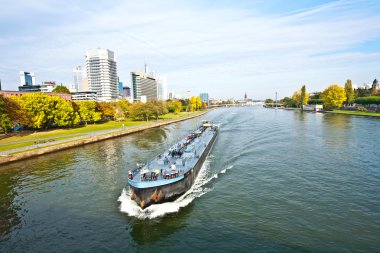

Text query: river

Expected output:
[0,107,379,252]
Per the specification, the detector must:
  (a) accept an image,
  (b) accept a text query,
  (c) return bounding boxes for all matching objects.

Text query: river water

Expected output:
[0,107,379,252]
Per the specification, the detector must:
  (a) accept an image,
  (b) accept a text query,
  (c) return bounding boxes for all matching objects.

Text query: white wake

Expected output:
[118,161,233,219]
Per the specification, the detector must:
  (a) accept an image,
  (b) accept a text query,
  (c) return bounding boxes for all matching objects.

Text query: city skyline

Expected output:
[1,0,380,99]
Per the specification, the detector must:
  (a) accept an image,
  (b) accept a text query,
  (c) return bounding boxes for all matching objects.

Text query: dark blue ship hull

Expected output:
[129,130,217,209]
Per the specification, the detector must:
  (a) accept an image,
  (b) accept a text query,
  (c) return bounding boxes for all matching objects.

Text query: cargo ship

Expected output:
[127,120,218,209]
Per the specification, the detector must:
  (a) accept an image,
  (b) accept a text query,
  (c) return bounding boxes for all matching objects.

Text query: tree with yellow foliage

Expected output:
[322,84,346,109]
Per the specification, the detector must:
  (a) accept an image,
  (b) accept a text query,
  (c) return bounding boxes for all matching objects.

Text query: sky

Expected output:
[1,0,380,100]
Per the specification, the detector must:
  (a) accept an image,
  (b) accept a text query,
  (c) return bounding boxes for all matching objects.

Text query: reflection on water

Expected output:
[0,155,76,240]
[292,110,309,122]
[130,128,168,150]
[322,114,353,148]
[323,114,352,129]
[0,171,22,239]
[129,206,193,245]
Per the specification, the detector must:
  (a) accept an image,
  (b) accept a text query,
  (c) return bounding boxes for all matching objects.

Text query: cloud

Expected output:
[0,0,380,99]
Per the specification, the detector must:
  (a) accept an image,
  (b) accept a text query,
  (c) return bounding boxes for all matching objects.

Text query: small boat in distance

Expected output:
[127,120,218,209]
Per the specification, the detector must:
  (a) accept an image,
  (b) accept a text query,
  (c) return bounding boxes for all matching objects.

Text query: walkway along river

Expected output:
[0,107,379,252]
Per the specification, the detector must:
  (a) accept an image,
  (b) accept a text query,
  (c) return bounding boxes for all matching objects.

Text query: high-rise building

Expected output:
[118,80,123,95]
[72,66,86,92]
[200,93,209,106]
[122,86,131,98]
[131,71,158,101]
[157,76,168,101]
[19,71,36,86]
[85,48,118,101]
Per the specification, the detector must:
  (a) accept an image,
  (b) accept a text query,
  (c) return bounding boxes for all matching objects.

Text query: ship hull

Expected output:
[129,130,217,209]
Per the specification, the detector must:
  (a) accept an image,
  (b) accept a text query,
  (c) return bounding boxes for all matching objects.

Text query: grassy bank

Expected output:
[0,111,204,152]
[327,110,380,117]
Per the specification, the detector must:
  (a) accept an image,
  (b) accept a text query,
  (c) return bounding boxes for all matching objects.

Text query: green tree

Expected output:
[76,101,102,125]
[53,99,80,127]
[52,85,71,94]
[292,88,309,108]
[344,79,355,106]
[265,98,274,104]
[12,93,78,129]
[151,101,168,120]
[300,85,308,111]
[281,97,295,107]
[129,102,152,121]
[113,99,130,121]
[166,101,175,113]
[372,78,379,95]
[322,84,347,109]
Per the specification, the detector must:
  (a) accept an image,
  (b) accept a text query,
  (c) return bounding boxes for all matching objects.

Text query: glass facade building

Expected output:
[200,93,209,105]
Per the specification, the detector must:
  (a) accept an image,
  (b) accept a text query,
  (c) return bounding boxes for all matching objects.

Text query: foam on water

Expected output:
[118,160,233,219]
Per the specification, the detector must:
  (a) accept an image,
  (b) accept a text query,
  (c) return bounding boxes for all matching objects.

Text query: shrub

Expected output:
[309,99,323,104]
[357,106,368,112]
[355,96,380,105]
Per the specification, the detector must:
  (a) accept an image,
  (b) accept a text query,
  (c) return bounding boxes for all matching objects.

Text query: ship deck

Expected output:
[128,125,216,187]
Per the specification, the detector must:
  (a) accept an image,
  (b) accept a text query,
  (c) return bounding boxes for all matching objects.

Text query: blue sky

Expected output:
[1,0,380,99]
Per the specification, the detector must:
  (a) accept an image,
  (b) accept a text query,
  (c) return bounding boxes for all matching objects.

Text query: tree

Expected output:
[265,98,274,104]
[129,102,152,121]
[97,102,115,121]
[52,85,71,94]
[300,85,308,111]
[372,78,379,95]
[292,86,309,109]
[53,99,80,127]
[201,102,208,110]
[344,79,355,106]
[189,97,197,112]
[355,86,371,98]
[151,101,168,120]
[0,95,11,134]
[196,96,202,110]
[11,93,78,129]
[76,101,102,125]
[3,96,31,129]
[113,99,130,121]
[281,97,295,107]
[174,100,182,114]
[166,101,175,113]
[322,84,346,109]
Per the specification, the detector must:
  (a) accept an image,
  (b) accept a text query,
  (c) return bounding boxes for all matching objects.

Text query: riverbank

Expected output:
[0,110,211,166]
[326,110,380,117]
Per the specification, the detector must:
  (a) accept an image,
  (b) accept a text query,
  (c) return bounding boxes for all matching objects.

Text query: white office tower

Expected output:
[131,71,158,101]
[85,48,118,101]
[72,66,87,92]
[157,76,168,101]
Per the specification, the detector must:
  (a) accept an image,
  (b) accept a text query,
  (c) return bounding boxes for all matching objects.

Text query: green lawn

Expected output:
[328,110,380,117]
[0,111,205,152]
[0,120,145,151]
[159,111,202,119]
